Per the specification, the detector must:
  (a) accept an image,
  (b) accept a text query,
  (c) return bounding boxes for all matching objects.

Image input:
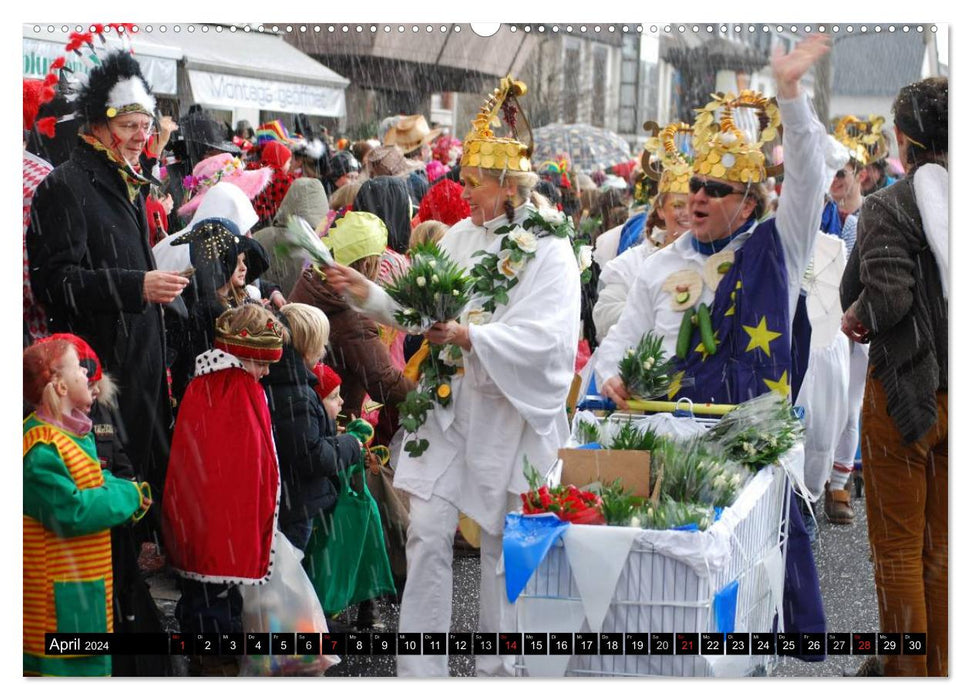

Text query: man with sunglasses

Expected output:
[28,51,188,545]
[595,35,832,658]
[597,34,830,408]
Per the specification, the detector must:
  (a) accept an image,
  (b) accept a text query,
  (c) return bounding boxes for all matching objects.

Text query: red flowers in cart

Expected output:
[521,459,605,525]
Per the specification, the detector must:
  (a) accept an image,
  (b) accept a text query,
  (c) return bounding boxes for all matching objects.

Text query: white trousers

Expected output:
[396,492,516,677]
[833,339,870,467]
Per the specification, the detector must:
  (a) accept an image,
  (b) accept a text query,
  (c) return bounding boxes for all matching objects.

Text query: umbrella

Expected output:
[531,123,632,173]
[804,231,847,350]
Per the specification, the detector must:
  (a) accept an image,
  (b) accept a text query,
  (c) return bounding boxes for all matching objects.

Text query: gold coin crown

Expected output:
[832,114,889,167]
[461,76,532,173]
[642,121,694,195]
[692,90,782,184]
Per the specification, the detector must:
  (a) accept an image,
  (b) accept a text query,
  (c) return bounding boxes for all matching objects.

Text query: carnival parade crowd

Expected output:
[22,33,947,678]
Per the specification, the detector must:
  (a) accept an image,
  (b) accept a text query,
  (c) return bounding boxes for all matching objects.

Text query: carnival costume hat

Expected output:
[384,114,442,154]
[831,114,890,167]
[418,179,470,226]
[641,120,695,194]
[312,363,343,402]
[171,216,270,287]
[180,109,241,158]
[691,90,783,184]
[460,75,533,173]
[324,211,389,266]
[74,50,155,124]
[178,153,273,217]
[255,120,294,146]
[37,333,104,382]
[24,79,57,135]
[365,145,423,178]
[213,307,286,363]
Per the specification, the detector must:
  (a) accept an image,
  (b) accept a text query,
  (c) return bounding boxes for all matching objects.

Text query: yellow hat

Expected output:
[325,211,388,266]
[692,90,782,184]
[641,121,694,195]
[460,76,533,173]
[832,114,890,166]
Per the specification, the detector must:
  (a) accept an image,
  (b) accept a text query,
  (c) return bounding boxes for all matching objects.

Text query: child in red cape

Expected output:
[161,304,288,675]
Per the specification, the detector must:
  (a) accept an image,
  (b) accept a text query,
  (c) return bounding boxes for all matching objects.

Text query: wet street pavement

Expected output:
[148,477,878,678]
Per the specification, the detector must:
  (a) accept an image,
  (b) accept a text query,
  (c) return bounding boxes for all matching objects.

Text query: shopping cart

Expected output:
[512,403,795,677]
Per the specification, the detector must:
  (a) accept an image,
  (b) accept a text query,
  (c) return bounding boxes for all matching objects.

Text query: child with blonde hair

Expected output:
[23,338,151,676]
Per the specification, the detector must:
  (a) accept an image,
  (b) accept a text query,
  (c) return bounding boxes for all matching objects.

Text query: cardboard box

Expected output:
[558,448,652,497]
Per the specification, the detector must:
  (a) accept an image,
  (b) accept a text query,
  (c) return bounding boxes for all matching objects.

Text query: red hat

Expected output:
[261,141,293,171]
[312,363,342,402]
[418,179,470,227]
[37,333,103,381]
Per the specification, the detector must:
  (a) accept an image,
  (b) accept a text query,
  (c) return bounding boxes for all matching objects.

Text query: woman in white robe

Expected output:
[328,162,581,677]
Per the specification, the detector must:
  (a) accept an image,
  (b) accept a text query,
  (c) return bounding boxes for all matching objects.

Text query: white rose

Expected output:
[539,207,566,225]
[452,289,460,296]
[626,348,635,357]
[577,245,593,271]
[629,516,642,528]
[462,308,493,326]
[509,228,538,253]
[497,249,525,279]
[416,276,427,287]
[428,260,438,268]
[431,274,440,284]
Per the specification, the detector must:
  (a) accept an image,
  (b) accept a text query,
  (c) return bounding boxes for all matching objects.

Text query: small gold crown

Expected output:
[832,114,889,166]
[460,76,532,173]
[692,90,782,184]
[642,121,694,194]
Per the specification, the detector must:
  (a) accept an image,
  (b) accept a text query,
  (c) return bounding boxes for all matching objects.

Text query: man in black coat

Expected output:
[27,51,188,529]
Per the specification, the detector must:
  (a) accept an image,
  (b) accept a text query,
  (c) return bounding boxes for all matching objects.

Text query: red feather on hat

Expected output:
[36,117,57,139]
[23,79,56,132]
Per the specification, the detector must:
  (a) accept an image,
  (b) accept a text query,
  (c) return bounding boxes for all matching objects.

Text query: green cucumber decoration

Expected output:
[698,302,717,355]
[676,306,696,359]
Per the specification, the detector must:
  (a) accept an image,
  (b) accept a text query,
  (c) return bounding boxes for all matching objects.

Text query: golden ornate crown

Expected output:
[460,76,533,173]
[832,115,890,166]
[692,90,783,184]
[641,121,694,194]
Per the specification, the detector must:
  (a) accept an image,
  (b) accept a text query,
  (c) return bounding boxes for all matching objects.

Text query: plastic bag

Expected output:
[239,530,340,676]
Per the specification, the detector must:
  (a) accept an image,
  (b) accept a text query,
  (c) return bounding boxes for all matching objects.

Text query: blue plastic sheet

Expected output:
[713,580,739,633]
[502,513,570,604]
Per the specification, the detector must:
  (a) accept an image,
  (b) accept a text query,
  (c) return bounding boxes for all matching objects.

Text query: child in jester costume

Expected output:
[23,338,151,676]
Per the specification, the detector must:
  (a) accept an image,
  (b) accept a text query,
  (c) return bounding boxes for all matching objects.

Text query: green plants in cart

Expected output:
[702,392,804,472]
[618,330,676,399]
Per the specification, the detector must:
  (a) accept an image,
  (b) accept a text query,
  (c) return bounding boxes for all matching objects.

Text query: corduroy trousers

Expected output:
[861,370,948,676]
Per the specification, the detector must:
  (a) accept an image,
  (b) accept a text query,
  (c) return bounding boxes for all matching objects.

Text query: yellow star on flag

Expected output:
[743,316,782,357]
[763,370,790,398]
[725,280,742,316]
[694,330,720,361]
[667,371,685,399]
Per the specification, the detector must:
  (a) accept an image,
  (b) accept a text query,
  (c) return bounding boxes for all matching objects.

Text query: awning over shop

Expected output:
[22,26,180,94]
[187,69,345,117]
[132,26,349,117]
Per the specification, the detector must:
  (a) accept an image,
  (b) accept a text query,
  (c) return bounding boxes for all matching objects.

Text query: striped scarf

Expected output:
[81,133,150,203]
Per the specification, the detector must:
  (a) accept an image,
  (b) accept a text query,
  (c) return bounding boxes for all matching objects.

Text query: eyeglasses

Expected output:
[689,176,746,198]
[112,119,156,136]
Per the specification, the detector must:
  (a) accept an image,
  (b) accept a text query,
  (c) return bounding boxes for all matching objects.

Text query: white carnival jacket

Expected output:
[357,205,582,535]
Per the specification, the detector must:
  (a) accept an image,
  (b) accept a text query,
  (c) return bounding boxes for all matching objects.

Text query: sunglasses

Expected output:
[689,177,746,198]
